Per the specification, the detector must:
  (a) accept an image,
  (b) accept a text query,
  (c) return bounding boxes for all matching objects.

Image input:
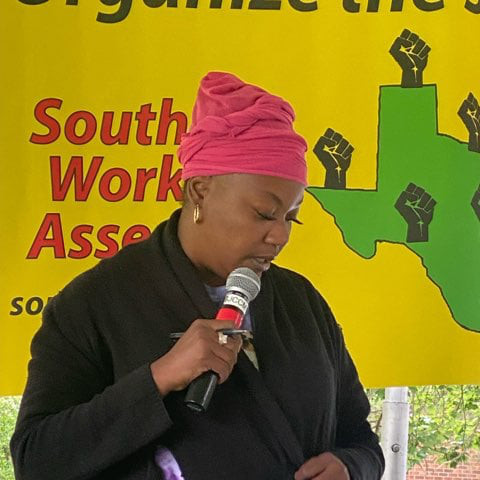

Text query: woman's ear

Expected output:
[184,176,212,206]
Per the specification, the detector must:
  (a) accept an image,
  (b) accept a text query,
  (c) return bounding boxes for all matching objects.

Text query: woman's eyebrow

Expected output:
[264,191,303,209]
[265,191,283,206]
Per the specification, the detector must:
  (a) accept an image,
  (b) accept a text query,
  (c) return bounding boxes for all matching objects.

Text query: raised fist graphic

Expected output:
[313,128,354,189]
[472,185,480,221]
[395,183,436,242]
[458,92,480,153]
[390,29,431,88]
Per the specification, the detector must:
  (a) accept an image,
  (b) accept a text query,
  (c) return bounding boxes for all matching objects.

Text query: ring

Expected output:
[218,332,228,345]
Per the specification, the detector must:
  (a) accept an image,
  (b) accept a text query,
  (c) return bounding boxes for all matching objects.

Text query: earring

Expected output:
[193,204,200,224]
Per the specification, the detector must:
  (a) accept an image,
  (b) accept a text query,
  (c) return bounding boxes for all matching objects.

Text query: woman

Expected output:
[11,72,384,479]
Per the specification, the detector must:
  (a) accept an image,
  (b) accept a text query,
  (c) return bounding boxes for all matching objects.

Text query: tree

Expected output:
[367,385,480,469]
[0,396,20,480]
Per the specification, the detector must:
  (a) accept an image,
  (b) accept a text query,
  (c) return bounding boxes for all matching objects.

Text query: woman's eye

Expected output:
[257,211,275,221]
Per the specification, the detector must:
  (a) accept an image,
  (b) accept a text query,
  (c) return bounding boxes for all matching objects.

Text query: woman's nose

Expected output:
[264,220,291,250]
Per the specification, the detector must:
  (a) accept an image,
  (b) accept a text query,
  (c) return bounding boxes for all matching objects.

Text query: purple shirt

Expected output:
[154,447,185,480]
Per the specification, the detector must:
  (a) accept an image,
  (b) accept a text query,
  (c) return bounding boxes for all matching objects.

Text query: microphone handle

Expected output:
[185,291,249,412]
[184,371,219,412]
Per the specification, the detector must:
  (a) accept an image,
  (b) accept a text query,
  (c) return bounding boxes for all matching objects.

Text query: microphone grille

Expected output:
[226,267,261,302]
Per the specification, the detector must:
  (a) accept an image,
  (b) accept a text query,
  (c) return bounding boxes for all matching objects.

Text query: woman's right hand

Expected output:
[150,319,242,396]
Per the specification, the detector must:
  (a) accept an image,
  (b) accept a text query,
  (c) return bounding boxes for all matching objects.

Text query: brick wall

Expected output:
[407,452,480,480]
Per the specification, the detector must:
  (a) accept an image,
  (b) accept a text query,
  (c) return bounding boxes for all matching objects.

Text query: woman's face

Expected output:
[190,173,305,285]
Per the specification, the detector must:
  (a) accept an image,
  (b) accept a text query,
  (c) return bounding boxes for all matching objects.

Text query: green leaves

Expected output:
[367,386,480,469]
[0,397,21,480]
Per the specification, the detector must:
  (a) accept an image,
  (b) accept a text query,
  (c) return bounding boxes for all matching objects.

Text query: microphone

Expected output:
[184,267,261,412]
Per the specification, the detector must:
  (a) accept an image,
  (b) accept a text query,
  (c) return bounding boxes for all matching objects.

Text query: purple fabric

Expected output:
[154,446,184,480]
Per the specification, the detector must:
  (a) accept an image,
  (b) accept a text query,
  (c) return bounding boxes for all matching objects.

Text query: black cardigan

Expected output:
[11,210,384,480]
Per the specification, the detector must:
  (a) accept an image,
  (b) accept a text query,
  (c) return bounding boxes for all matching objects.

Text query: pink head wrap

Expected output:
[178,72,308,186]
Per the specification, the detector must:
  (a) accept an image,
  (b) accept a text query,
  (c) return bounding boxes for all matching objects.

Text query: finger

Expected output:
[467,92,476,104]
[413,39,425,55]
[399,192,418,206]
[400,28,411,40]
[471,94,479,110]
[211,341,239,366]
[295,456,329,479]
[419,44,431,59]
[458,101,469,117]
[315,136,336,149]
[187,340,233,384]
[311,471,340,480]
[408,32,419,44]
[190,322,236,350]
[332,132,342,144]
[394,192,409,208]
[207,356,233,384]
[412,185,425,197]
[206,343,239,378]
[389,38,407,54]
[424,198,437,211]
[220,335,242,354]
[406,182,417,193]
[313,454,350,480]
[336,138,349,155]
[228,335,243,353]
[418,192,432,208]
[342,144,354,158]
[203,319,236,331]
[324,127,335,138]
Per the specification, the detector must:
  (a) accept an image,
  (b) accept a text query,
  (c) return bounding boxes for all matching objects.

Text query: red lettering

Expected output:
[65,110,97,145]
[101,111,132,145]
[69,224,93,259]
[26,220,153,260]
[30,98,62,144]
[29,99,189,146]
[133,168,158,201]
[156,98,188,145]
[122,225,151,247]
[95,224,120,258]
[50,155,104,201]
[135,104,156,145]
[27,213,66,259]
[156,154,183,201]
[99,168,132,201]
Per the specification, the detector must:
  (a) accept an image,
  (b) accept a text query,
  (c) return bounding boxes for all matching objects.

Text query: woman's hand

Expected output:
[294,452,350,480]
[150,319,242,396]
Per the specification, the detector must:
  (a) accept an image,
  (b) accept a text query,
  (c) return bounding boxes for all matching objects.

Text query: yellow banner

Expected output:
[1,0,479,395]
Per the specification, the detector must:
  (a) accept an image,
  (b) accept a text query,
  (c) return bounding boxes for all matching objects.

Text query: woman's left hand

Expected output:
[294,452,350,480]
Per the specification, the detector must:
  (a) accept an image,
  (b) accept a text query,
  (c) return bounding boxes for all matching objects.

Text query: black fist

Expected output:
[458,92,480,153]
[313,128,354,189]
[390,29,431,88]
[395,183,436,242]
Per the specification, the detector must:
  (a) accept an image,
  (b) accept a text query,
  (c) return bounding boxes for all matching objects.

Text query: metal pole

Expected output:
[381,387,410,480]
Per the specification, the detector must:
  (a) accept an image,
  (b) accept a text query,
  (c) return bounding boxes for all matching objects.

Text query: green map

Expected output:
[308,86,480,332]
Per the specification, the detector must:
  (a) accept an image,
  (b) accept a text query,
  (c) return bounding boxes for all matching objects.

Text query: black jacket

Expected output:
[11,210,384,479]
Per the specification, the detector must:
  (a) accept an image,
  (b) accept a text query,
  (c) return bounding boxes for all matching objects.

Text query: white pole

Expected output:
[381,387,410,480]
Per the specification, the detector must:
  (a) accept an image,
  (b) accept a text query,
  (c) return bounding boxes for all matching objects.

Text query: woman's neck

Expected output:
[177,207,225,286]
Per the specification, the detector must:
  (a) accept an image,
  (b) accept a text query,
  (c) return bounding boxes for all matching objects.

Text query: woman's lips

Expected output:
[251,256,274,273]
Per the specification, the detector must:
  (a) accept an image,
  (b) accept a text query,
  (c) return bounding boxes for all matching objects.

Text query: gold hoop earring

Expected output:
[193,204,200,224]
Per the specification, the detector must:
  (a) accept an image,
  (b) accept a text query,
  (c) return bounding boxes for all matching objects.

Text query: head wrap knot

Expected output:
[178,72,308,186]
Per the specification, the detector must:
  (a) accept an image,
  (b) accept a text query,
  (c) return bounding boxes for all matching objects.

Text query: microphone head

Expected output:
[226,267,261,302]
